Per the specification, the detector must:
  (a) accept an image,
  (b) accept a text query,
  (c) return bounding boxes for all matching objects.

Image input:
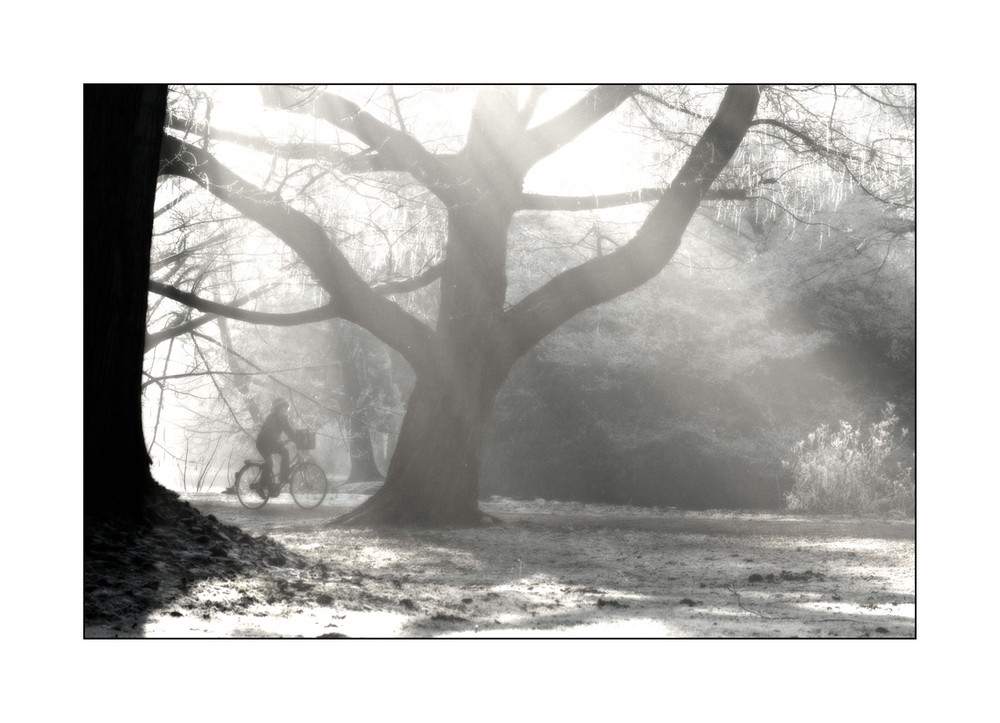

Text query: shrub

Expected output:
[784,403,914,517]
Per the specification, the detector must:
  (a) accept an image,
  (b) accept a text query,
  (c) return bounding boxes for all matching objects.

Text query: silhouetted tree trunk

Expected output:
[85,84,168,519]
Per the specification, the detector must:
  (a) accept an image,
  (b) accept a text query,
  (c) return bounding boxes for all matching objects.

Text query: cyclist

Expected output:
[255,399,296,496]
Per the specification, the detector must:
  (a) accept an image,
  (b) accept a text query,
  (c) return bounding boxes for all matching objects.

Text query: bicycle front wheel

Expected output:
[290,462,328,509]
[235,463,269,509]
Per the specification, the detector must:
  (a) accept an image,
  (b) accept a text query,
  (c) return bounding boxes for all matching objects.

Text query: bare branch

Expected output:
[260,86,465,203]
[158,134,436,374]
[145,283,279,351]
[149,267,444,339]
[634,88,713,121]
[166,110,399,173]
[750,117,861,164]
[519,186,748,212]
[387,85,407,134]
[371,262,445,295]
[850,84,915,112]
[149,279,340,327]
[150,230,228,272]
[153,187,195,219]
[519,85,546,126]
[524,85,640,167]
[500,85,760,359]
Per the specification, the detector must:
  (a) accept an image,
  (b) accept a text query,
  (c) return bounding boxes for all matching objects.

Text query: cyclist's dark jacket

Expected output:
[256,409,295,451]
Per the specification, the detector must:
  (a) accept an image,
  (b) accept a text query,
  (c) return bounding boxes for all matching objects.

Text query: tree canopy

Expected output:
[147,85,914,524]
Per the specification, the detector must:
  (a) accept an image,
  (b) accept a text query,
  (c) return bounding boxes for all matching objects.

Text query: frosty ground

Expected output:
[83,483,914,638]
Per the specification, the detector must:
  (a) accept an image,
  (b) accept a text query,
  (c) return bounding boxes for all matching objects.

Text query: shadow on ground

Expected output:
[84,490,310,637]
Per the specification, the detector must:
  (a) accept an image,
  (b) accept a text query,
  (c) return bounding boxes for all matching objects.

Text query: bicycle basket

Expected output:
[294,429,316,450]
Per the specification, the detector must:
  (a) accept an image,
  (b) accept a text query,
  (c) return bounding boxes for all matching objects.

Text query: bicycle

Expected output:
[234,430,329,510]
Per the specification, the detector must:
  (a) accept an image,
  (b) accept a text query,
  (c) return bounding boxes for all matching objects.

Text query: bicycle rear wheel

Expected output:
[289,462,328,509]
[235,463,269,509]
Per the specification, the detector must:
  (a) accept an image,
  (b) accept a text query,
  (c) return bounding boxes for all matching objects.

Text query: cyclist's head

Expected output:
[271,399,289,413]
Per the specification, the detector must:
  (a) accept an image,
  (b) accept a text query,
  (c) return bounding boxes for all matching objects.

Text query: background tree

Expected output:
[85,84,168,518]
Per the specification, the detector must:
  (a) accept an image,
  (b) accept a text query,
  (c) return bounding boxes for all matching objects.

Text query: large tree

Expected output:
[156,85,761,525]
[85,84,168,518]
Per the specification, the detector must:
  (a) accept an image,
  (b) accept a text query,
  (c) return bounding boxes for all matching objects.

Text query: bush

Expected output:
[785,403,914,517]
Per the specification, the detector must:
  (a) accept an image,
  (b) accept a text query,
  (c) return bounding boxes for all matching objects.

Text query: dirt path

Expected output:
[190,492,915,540]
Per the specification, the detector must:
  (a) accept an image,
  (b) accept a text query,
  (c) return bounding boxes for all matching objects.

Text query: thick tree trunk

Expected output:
[337,362,506,526]
[84,84,168,519]
[339,196,514,525]
[335,87,760,528]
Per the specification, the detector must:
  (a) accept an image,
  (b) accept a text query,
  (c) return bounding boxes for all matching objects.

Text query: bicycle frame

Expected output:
[259,440,313,490]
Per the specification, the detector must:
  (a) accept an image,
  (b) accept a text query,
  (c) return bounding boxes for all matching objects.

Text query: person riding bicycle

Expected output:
[256,399,296,495]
